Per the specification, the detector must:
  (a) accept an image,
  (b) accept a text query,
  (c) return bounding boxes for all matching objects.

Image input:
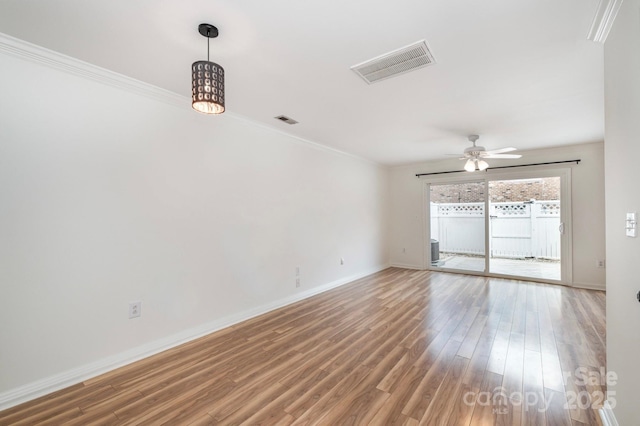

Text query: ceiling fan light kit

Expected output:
[464,159,476,172]
[192,23,225,115]
[464,158,489,172]
[458,135,521,172]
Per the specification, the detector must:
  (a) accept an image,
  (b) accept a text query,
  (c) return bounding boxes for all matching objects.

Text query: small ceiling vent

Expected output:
[350,40,436,84]
[274,115,299,125]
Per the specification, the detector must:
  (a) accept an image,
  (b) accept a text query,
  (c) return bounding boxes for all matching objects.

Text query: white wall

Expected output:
[604,1,640,424]
[389,142,606,289]
[0,45,389,403]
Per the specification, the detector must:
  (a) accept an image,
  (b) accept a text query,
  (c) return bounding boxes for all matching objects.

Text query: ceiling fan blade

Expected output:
[483,154,522,159]
[445,154,472,160]
[484,147,517,155]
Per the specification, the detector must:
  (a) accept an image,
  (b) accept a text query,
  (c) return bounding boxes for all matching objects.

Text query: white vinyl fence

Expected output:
[430,201,560,260]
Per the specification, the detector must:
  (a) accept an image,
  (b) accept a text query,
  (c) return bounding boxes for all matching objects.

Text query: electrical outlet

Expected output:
[295,266,300,276]
[597,260,605,268]
[295,278,300,288]
[129,302,141,319]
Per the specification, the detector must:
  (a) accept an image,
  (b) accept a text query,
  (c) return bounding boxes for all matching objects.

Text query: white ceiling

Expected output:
[0,0,604,166]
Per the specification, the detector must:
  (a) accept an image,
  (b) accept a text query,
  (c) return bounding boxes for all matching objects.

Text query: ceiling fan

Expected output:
[457,135,522,172]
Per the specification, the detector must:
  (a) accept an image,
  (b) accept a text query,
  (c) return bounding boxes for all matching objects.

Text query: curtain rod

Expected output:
[415,159,581,177]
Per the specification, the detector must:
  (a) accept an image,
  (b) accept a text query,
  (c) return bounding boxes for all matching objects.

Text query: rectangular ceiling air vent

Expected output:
[350,40,436,84]
[275,115,299,125]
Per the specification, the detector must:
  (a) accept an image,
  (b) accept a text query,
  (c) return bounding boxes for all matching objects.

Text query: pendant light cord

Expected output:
[207,30,210,62]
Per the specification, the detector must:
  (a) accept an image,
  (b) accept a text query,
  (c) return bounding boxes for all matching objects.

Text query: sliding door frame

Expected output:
[422,166,573,285]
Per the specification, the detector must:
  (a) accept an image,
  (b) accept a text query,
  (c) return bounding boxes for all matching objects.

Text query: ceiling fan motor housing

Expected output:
[464,146,486,157]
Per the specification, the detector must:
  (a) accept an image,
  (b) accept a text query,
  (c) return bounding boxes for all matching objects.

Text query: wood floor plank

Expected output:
[502,332,525,405]
[112,364,232,422]
[537,285,566,394]
[525,310,541,352]
[124,378,237,425]
[287,364,372,424]
[468,371,505,426]
[376,331,434,393]
[187,413,217,426]
[0,384,115,425]
[417,355,469,425]
[512,284,529,336]
[457,313,489,359]
[0,268,606,426]
[368,365,428,425]
[446,383,476,426]
[555,342,603,425]
[521,349,545,426]
[305,384,389,425]
[0,383,85,418]
[79,388,144,419]
[544,388,572,426]
[487,319,511,375]
[401,339,462,420]
[242,369,330,425]
[10,407,84,426]
[451,306,482,343]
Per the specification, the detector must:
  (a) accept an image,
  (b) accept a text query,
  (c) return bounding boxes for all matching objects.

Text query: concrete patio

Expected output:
[433,253,561,281]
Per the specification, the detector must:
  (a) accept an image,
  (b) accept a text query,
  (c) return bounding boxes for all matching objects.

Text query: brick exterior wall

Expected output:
[429,177,560,203]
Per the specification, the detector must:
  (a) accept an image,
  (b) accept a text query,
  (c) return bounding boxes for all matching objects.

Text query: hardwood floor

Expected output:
[0,268,606,425]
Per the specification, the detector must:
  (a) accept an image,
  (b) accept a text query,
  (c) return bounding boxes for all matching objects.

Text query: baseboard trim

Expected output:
[389,262,424,270]
[599,401,619,426]
[572,281,606,291]
[0,264,388,411]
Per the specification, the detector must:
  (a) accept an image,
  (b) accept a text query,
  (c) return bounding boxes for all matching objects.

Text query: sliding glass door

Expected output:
[429,181,486,273]
[426,169,571,283]
[488,177,562,281]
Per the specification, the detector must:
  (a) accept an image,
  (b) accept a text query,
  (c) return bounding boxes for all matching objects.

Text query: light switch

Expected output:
[626,212,637,237]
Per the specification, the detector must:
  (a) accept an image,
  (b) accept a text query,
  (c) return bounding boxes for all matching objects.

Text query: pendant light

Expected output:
[192,23,225,114]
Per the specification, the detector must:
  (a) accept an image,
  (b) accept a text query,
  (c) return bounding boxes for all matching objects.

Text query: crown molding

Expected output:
[0,31,381,167]
[587,0,624,43]
[0,31,188,107]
